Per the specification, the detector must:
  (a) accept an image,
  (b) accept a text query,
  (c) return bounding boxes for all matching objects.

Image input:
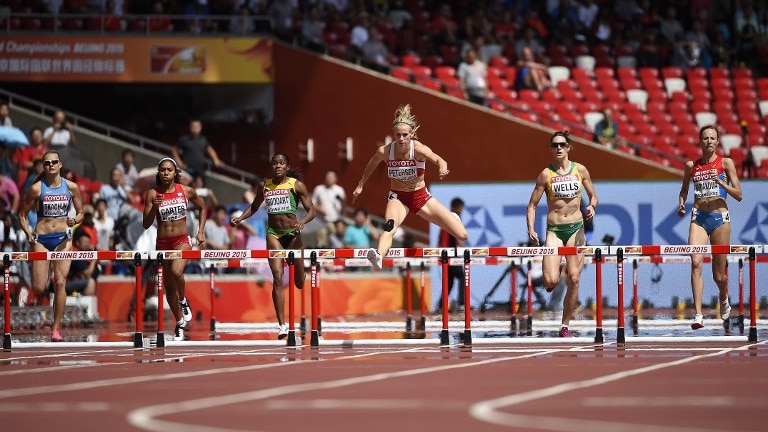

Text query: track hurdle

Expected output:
[439,250,450,345]
[749,247,757,342]
[310,251,320,347]
[286,252,297,347]
[616,248,625,345]
[132,253,144,348]
[462,249,472,346]
[405,262,413,332]
[155,252,165,347]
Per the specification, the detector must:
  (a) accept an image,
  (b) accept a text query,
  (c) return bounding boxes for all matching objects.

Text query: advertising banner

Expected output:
[0,36,273,83]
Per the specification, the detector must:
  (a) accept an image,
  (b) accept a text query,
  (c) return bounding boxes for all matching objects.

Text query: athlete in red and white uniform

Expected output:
[352,104,468,270]
[678,125,742,330]
[143,157,208,341]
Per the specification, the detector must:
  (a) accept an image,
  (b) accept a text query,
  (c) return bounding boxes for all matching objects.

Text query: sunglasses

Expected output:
[550,142,569,149]
[43,159,60,166]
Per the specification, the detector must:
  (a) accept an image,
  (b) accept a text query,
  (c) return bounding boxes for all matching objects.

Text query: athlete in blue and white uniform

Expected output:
[19,149,84,342]
[678,125,743,330]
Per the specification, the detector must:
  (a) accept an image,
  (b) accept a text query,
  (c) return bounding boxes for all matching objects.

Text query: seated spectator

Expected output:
[205,205,232,251]
[361,27,393,73]
[299,6,327,54]
[594,108,619,149]
[0,101,11,126]
[148,0,173,32]
[115,148,139,193]
[43,110,76,147]
[230,4,256,35]
[78,204,99,247]
[13,127,46,190]
[65,229,100,297]
[516,46,550,91]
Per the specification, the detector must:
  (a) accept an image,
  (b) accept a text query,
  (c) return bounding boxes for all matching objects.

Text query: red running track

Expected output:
[0,341,766,432]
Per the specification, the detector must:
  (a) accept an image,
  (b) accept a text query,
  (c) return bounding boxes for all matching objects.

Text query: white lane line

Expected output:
[126,348,575,432]
[0,402,113,412]
[0,345,442,399]
[468,341,767,432]
[581,396,768,407]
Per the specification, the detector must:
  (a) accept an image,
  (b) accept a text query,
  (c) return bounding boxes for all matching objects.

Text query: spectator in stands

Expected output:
[0,143,16,180]
[77,204,98,246]
[311,169,346,248]
[101,0,126,32]
[19,149,85,342]
[205,205,232,251]
[434,197,466,313]
[299,6,327,54]
[93,198,114,252]
[183,0,214,34]
[457,48,488,106]
[515,26,546,64]
[171,119,222,180]
[230,153,316,339]
[516,46,550,91]
[576,0,599,42]
[352,104,468,271]
[361,27,393,73]
[328,219,346,249]
[22,158,44,193]
[0,101,11,126]
[593,108,619,149]
[98,168,130,221]
[230,4,256,35]
[65,229,99,297]
[677,125,743,330]
[43,110,76,147]
[432,3,459,46]
[526,131,598,338]
[461,35,497,64]
[0,173,19,214]
[659,6,685,44]
[13,127,46,190]
[463,7,497,46]
[147,0,173,33]
[191,173,218,212]
[387,0,412,30]
[343,207,379,248]
[115,148,139,193]
[349,12,371,61]
[267,0,296,42]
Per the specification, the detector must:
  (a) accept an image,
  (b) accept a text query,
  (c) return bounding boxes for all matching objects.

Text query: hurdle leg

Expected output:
[3,254,11,350]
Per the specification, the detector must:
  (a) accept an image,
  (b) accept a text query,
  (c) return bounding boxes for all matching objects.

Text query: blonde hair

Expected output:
[392,104,420,135]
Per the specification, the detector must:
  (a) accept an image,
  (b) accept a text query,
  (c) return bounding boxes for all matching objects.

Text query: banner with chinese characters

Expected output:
[0,36,273,83]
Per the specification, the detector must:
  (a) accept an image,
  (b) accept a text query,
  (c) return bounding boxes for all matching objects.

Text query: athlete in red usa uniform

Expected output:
[352,104,468,270]
[19,149,84,342]
[678,125,742,330]
[143,157,208,341]
[526,131,597,338]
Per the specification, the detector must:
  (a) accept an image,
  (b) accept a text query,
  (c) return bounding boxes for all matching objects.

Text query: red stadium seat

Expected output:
[434,65,456,80]
[390,67,411,82]
[400,54,421,67]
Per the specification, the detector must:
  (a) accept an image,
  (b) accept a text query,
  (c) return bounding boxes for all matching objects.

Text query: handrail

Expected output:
[1,12,274,36]
[0,87,258,183]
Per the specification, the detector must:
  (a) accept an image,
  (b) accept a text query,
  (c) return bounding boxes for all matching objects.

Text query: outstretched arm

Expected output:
[352,145,387,203]
[414,141,449,178]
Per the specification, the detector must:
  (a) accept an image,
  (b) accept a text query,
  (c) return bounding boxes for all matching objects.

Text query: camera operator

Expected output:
[43,110,77,147]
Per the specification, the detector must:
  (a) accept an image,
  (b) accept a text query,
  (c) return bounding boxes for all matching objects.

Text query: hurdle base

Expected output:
[616,327,625,345]
[463,329,472,346]
[317,317,323,335]
[510,316,517,337]
[440,329,450,346]
[287,330,297,347]
[405,315,413,332]
[419,316,426,332]
[748,327,757,343]
[133,332,143,348]
[3,333,11,350]
[722,317,731,334]
[594,327,604,343]
[157,332,166,348]
[631,315,639,335]
[210,317,216,332]
[738,315,745,334]
[300,316,307,333]
[526,316,533,337]
[310,330,319,347]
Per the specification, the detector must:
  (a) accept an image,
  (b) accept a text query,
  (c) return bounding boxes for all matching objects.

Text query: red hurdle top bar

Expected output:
[3,245,764,261]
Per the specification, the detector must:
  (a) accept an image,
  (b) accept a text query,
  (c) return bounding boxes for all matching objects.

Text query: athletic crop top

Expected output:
[37,179,72,218]
[155,183,188,222]
[545,162,583,201]
[387,140,426,182]
[264,177,299,215]
[691,156,727,200]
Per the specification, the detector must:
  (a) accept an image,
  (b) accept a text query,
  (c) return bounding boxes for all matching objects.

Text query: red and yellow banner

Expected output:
[0,36,272,83]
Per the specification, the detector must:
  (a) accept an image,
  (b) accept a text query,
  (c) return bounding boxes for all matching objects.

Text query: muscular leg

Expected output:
[290,236,306,289]
[377,199,409,258]
[50,240,73,334]
[688,223,709,316]
[417,199,468,241]
[267,235,285,325]
[562,254,584,326]
[710,222,732,305]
